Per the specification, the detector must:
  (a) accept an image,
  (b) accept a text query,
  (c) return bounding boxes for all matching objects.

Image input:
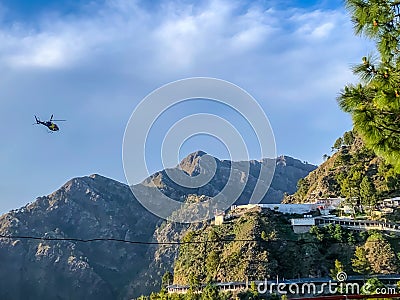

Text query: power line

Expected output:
[1,234,399,245]
[0,234,279,245]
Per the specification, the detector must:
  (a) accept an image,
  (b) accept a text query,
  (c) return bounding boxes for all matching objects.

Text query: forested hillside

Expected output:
[284,131,400,205]
[143,208,400,299]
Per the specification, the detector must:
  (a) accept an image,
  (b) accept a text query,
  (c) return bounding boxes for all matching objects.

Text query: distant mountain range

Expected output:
[141,151,316,204]
[0,152,316,299]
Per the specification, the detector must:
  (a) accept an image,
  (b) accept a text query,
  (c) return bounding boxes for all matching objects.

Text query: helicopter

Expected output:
[34,115,66,132]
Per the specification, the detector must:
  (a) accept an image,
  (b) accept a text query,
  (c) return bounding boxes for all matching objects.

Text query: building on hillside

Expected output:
[214,210,225,226]
[315,198,343,210]
[383,197,400,207]
[290,216,316,233]
[230,204,261,211]
[380,207,394,214]
[231,203,318,215]
[260,204,318,214]
[340,205,353,215]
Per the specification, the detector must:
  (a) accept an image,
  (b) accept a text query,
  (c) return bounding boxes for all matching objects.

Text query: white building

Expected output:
[315,198,343,210]
[290,217,316,233]
[231,203,318,215]
[383,197,400,207]
[214,211,225,226]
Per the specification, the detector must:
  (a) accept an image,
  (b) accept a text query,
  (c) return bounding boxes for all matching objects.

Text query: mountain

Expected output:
[141,152,316,204]
[0,174,159,299]
[283,132,400,204]
[0,152,316,299]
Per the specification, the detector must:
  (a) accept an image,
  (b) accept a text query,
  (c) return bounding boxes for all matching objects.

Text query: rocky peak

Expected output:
[178,150,208,176]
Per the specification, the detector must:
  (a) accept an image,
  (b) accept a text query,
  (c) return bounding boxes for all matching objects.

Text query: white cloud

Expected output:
[0,0,371,118]
[291,9,340,40]
[312,22,334,38]
[7,34,74,68]
[0,0,365,78]
[0,0,375,212]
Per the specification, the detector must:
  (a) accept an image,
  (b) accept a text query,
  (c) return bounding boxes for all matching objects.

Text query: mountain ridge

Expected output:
[0,152,316,299]
[141,151,316,204]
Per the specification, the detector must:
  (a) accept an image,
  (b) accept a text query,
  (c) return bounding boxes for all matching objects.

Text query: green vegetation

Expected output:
[356,232,399,274]
[352,246,371,276]
[169,212,360,287]
[237,282,261,300]
[138,212,400,299]
[362,277,385,295]
[338,0,400,171]
[330,259,345,280]
[173,210,281,284]
[173,214,398,283]
[162,271,174,292]
[285,130,400,209]
[296,178,310,201]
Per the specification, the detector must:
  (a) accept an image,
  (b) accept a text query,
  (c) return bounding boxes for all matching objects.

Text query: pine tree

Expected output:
[343,130,355,146]
[201,283,220,300]
[359,176,377,213]
[330,259,345,280]
[338,0,400,172]
[205,250,220,281]
[352,246,371,275]
[161,271,174,291]
[333,137,343,151]
[364,233,399,273]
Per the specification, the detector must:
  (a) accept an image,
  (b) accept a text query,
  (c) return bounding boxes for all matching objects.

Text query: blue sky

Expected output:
[0,0,374,213]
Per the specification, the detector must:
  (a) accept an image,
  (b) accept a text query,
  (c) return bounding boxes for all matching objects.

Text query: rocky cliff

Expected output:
[142,152,316,204]
[0,174,160,299]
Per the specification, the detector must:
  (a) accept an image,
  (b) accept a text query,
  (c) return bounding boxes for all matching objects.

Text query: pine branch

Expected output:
[373,118,400,134]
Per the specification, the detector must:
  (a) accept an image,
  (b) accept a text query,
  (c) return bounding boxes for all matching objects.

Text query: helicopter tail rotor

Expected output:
[49,115,66,122]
